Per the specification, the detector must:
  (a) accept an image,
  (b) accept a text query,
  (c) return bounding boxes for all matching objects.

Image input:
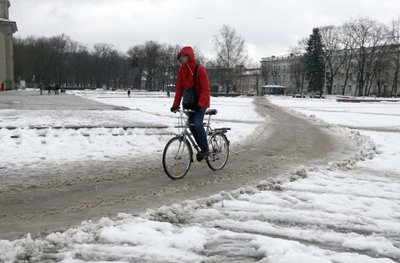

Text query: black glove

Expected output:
[170,106,179,113]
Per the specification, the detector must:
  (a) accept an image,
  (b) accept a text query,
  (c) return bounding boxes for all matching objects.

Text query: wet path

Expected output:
[0,94,346,240]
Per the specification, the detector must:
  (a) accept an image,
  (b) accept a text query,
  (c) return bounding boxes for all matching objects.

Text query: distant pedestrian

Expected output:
[55,84,60,95]
[47,84,51,95]
[39,82,43,95]
[127,89,131,97]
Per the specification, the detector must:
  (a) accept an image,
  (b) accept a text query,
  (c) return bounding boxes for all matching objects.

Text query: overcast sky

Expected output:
[8,0,400,63]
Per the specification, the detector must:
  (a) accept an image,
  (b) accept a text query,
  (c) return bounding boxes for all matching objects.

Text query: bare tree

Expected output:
[70,46,92,87]
[143,41,163,91]
[368,23,390,96]
[260,60,270,86]
[93,43,117,89]
[288,44,307,94]
[371,44,391,96]
[337,24,357,95]
[389,16,400,97]
[48,34,76,84]
[213,25,248,68]
[320,25,347,94]
[345,17,388,96]
[128,41,181,91]
[212,25,248,92]
[161,44,180,90]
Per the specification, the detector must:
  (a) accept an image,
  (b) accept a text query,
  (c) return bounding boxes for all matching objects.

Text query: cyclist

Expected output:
[170,46,211,161]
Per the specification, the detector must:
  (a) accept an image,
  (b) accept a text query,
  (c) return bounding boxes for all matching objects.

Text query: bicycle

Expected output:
[162,108,230,180]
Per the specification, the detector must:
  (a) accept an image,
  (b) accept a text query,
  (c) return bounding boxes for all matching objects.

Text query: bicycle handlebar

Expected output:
[172,108,195,114]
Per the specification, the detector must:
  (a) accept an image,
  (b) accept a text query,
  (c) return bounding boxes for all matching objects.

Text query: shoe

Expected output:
[196,151,209,162]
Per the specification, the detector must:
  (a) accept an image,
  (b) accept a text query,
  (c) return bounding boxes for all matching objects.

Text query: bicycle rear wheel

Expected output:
[162,136,192,179]
[207,133,229,171]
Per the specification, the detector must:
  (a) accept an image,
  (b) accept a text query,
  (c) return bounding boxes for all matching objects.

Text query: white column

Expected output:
[0,29,6,85]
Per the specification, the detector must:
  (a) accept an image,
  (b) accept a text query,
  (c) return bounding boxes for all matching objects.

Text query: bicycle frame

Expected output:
[174,110,202,153]
[175,109,230,149]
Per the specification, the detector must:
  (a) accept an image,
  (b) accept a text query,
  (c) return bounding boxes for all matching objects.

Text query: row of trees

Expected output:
[14,34,182,90]
[13,25,249,91]
[291,16,400,97]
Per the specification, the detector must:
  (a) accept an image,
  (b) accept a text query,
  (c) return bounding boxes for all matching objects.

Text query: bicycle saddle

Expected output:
[205,109,217,115]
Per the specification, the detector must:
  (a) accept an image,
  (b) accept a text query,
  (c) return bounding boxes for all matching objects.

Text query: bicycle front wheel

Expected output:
[162,136,192,180]
[207,133,229,171]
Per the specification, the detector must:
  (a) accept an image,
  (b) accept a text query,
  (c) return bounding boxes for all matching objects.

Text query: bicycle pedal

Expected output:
[196,153,203,162]
[196,152,210,162]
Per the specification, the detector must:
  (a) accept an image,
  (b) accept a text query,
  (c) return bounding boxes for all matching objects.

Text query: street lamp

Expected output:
[324,63,326,95]
[32,75,36,89]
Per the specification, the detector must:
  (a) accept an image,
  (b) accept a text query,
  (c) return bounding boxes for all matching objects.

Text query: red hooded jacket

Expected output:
[172,46,210,109]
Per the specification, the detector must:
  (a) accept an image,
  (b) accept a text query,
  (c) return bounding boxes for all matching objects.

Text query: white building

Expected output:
[0,0,17,91]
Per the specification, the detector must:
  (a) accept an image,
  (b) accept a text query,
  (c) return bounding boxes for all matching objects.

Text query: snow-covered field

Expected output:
[0,91,263,168]
[1,93,400,262]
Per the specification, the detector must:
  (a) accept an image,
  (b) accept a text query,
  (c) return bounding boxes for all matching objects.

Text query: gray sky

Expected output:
[9,0,400,63]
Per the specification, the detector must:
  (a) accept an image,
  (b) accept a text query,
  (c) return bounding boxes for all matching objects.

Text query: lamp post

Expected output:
[324,57,328,98]
[32,75,36,89]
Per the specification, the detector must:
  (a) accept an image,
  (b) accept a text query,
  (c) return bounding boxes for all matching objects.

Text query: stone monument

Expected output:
[0,0,17,91]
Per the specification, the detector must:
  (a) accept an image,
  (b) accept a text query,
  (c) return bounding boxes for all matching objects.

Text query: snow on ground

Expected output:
[0,91,263,168]
[268,96,400,129]
[1,94,400,262]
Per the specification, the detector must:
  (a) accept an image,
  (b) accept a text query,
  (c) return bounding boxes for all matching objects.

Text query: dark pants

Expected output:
[188,108,209,153]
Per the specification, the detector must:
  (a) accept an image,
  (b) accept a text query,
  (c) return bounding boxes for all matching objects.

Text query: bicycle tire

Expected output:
[206,132,229,171]
[162,136,192,179]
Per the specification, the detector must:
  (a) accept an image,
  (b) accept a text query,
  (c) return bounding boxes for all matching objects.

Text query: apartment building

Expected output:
[261,47,400,97]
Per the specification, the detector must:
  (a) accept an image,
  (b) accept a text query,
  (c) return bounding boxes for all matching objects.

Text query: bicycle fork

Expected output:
[179,134,196,162]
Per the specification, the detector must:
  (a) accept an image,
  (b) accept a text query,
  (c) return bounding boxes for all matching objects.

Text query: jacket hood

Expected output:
[177,46,196,68]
